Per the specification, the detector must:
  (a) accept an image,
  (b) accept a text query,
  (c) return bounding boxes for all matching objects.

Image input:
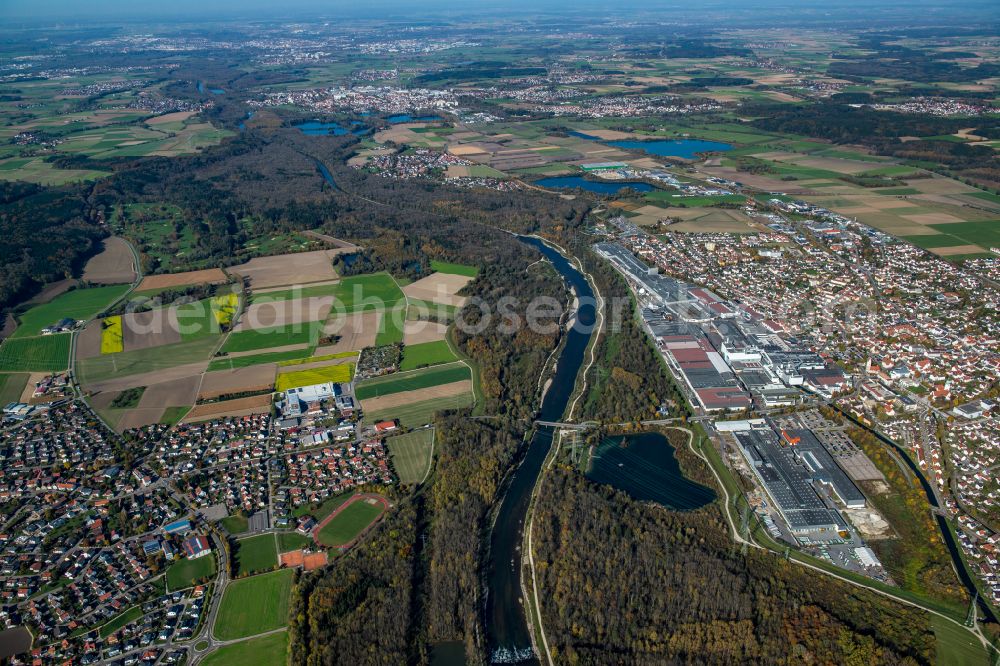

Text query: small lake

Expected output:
[196,81,224,95]
[294,120,367,136]
[569,131,732,159]
[587,432,716,509]
[387,114,439,123]
[535,176,653,194]
[608,139,733,159]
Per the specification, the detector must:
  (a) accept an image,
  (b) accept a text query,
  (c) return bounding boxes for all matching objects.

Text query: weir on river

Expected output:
[484,237,597,664]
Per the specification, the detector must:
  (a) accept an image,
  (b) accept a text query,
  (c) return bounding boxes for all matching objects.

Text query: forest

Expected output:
[576,243,684,423]
[533,466,938,665]
[0,182,105,314]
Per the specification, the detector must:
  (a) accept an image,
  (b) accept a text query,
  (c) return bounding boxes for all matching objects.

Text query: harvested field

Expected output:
[86,361,208,393]
[76,321,103,360]
[118,407,166,431]
[25,279,76,306]
[199,365,277,400]
[229,249,344,289]
[146,111,196,125]
[138,376,201,407]
[359,379,472,413]
[402,272,472,307]
[902,213,965,225]
[931,244,987,256]
[19,372,48,403]
[184,394,272,421]
[121,310,183,351]
[234,296,333,331]
[402,320,447,345]
[82,237,136,284]
[320,311,379,353]
[138,268,227,292]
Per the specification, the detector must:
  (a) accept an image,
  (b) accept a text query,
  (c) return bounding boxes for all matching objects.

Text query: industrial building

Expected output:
[735,427,843,536]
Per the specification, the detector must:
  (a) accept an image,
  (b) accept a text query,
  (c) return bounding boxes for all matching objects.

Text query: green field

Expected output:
[0,372,29,404]
[165,553,216,591]
[315,498,386,547]
[220,325,320,354]
[207,348,313,371]
[277,532,313,553]
[99,606,143,638]
[0,334,70,372]
[234,534,278,576]
[214,568,294,640]
[932,615,990,666]
[387,429,435,484]
[400,340,458,370]
[429,260,479,277]
[375,308,406,346]
[10,285,130,339]
[332,273,405,312]
[363,392,474,428]
[250,282,342,304]
[160,406,189,426]
[202,629,288,666]
[221,514,249,535]
[292,492,353,521]
[355,363,470,400]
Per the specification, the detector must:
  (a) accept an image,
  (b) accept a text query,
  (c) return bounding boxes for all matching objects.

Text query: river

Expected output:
[484,236,596,664]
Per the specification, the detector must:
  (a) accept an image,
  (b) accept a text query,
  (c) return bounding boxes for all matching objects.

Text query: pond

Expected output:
[607,138,733,159]
[535,175,653,194]
[387,114,440,123]
[294,120,368,136]
[586,432,716,509]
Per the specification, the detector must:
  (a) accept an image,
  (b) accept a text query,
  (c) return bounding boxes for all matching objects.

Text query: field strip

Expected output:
[360,379,472,412]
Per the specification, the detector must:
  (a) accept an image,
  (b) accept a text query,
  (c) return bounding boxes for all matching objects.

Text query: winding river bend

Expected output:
[484,237,597,664]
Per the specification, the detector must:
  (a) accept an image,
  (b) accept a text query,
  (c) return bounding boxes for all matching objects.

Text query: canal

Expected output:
[484,236,596,664]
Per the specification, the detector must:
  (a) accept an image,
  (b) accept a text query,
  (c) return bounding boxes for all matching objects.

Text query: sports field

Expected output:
[214,568,294,640]
[165,553,216,591]
[9,285,130,338]
[0,334,70,372]
[275,363,355,391]
[314,496,387,548]
[387,429,435,484]
[400,340,458,370]
[202,629,288,666]
[234,534,278,576]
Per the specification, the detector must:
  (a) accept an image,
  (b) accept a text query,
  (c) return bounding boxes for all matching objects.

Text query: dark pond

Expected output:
[587,432,716,509]
[607,138,733,159]
[387,114,439,123]
[568,130,733,159]
[295,120,368,136]
[535,176,653,194]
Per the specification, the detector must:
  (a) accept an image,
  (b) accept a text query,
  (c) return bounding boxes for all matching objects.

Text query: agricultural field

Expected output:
[355,363,470,399]
[202,630,288,666]
[387,429,435,484]
[8,285,130,339]
[0,373,29,405]
[333,272,405,313]
[101,316,124,354]
[362,392,474,429]
[234,534,278,576]
[221,325,319,354]
[165,553,216,591]
[207,348,314,371]
[82,237,137,285]
[275,362,355,391]
[314,495,387,548]
[399,340,457,370]
[0,335,70,372]
[214,568,294,640]
[429,260,479,277]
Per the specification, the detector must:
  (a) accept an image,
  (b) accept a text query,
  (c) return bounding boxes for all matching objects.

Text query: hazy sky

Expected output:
[3,0,995,22]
